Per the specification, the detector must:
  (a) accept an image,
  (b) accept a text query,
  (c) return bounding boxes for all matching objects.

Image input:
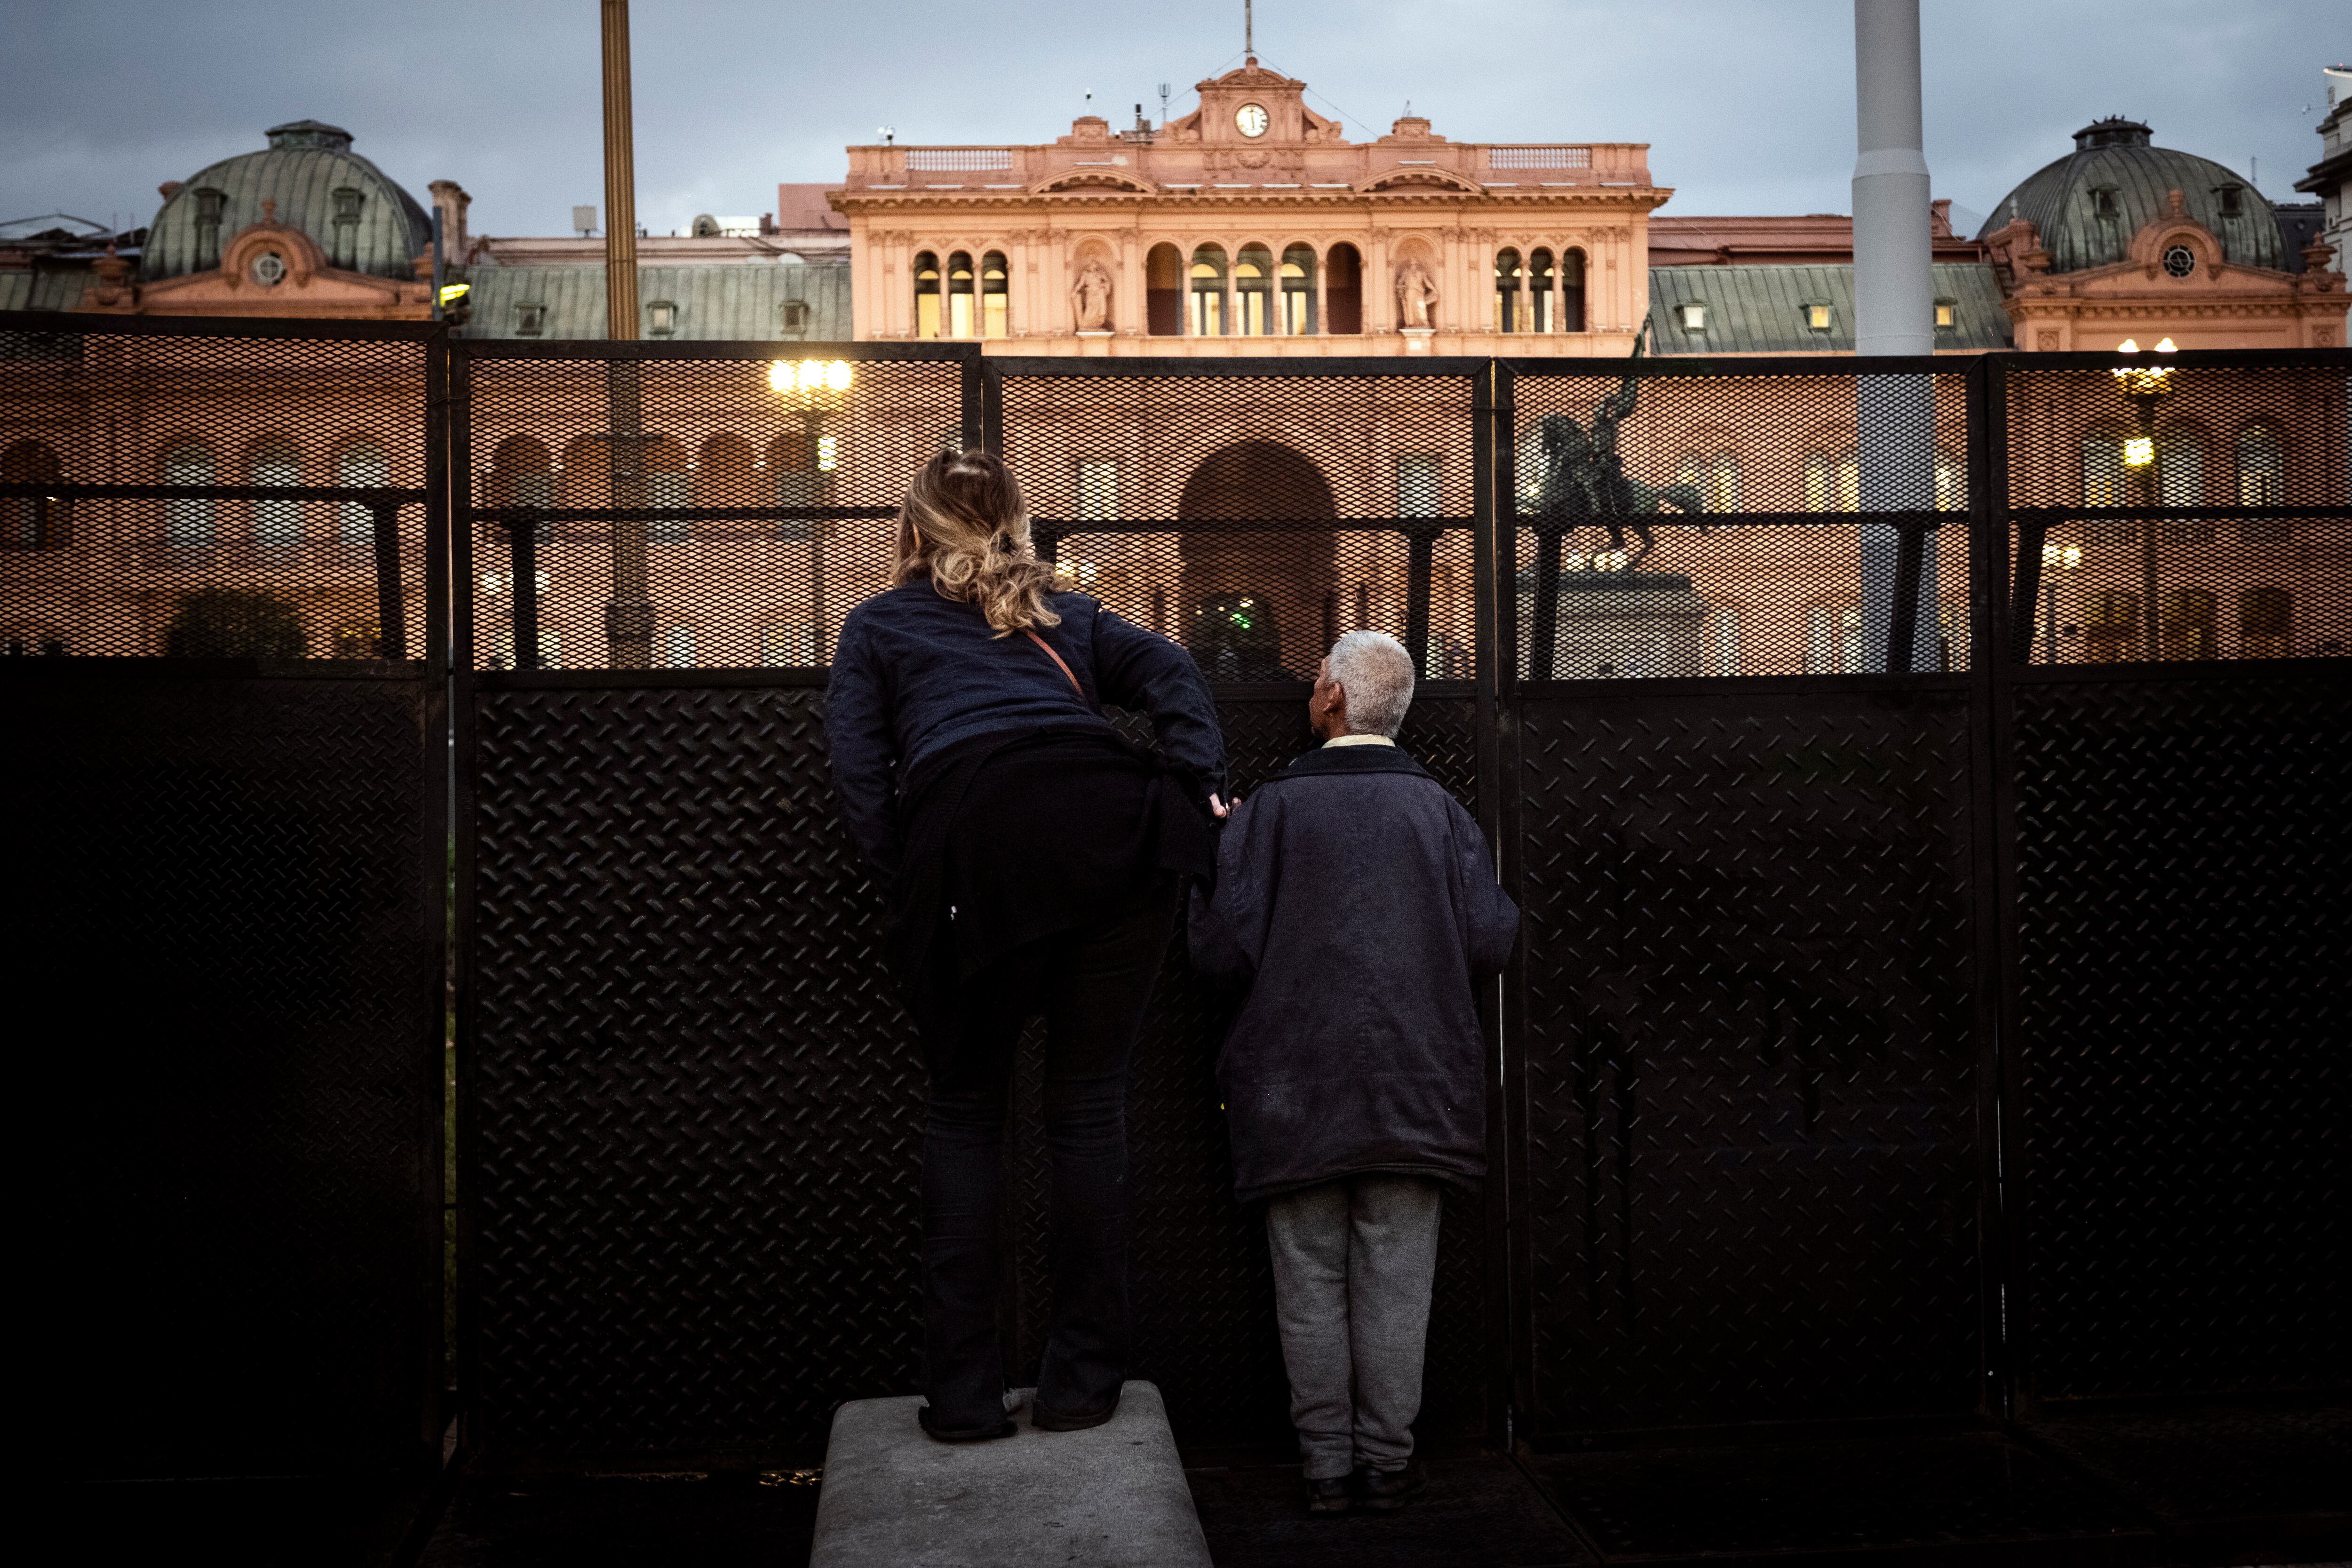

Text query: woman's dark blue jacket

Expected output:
[823,581,1226,874]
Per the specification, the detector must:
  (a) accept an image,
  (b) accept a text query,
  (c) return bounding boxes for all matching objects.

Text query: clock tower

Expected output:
[1171,59,1335,148]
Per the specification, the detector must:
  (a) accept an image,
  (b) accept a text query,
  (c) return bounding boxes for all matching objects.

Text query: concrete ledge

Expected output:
[811,1380,1212,1567]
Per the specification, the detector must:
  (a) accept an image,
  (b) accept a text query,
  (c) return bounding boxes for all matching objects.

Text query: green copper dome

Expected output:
[1977,118,2284,274]
[143,120,431,283]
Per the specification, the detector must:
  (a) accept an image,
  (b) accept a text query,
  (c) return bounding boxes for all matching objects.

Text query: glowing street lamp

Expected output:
[769,358,856,662]
[2111,336,2177,658]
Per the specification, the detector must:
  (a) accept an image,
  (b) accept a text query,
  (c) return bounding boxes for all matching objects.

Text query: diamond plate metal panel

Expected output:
[2012,670,2350,1402]
[469,682,1489,1457]
[14,666,442,1478]
[1517,686,1985,1432]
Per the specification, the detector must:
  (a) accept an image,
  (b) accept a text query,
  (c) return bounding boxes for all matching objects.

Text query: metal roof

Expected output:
[457,259,852,341]
[1645,263,2010,354]
[0,265,100,312]
[1977,119,2284,274]
[143,122,431,283]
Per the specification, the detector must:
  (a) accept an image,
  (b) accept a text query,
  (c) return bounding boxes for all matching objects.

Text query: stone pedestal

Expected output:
[1519,569,1709,679]
[811,1381,1210,1568]
[1401,327,1435,354]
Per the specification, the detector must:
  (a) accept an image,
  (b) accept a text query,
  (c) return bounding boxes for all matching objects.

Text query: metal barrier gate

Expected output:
[3,314,448,1496]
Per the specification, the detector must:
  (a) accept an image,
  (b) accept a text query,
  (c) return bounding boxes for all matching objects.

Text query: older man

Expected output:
[1189,630,1518,1515]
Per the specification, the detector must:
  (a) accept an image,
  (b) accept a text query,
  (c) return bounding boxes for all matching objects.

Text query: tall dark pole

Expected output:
[601,0,651,668]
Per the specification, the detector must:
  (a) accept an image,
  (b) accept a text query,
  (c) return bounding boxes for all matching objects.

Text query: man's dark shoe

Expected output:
[1354,1459,1427,1512]
[1305,1475,1353,1514]
[917,1404,1015,1442]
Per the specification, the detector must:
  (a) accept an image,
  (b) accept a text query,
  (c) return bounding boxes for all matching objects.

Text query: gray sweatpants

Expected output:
[1263,1173,1444,1480]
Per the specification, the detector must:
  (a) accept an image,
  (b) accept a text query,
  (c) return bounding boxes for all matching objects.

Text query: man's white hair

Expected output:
[1327,630,1415,737]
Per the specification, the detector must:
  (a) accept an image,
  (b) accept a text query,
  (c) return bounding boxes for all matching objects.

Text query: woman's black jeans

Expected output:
[920,883,1176,1432]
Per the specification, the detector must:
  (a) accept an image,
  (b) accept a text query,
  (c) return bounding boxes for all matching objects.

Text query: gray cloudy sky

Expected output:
[2,1,2340,241]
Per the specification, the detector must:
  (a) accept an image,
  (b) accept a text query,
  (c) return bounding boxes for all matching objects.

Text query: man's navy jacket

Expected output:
[1188,743,1520,1204]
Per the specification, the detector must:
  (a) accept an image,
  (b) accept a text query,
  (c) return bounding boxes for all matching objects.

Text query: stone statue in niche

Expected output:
[1071,259,1114,331]
[1394,255,1438,329]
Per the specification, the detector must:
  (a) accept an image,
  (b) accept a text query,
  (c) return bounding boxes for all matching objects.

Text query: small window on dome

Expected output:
[1806,303,1833,332]
[2218,185,2243,218]
[515,303,545,337]
[2162,246,2195,279]
[1934,301,1955,329]
[1679,302,1706,332]
[2094,188,2119,218]
[779,299,810,334]
[647,300,678,335]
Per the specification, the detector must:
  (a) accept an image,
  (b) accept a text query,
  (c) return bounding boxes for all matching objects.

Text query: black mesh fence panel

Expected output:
[2002,356,2352,668]
[1515,684,1987,1433]
[1508,359,1972,680]
[995,360,1485,681]
[457,344,969,672]
[0,316,436,660]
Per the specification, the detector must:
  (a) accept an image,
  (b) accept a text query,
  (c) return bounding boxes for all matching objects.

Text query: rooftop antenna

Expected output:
[1245,0,1254,60]
[878,125,895,145]
[1158,81,1171,123]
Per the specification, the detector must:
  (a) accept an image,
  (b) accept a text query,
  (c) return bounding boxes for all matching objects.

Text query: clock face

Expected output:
[1236,102,1269,138]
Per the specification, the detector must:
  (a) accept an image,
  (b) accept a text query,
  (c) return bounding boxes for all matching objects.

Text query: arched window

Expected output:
[981,251,1009,338]
[1558,248,1587,333]
[0,439,68,549]
[946,251,976,338]
[489,436,554,510]
[250,438,301,552]
[768,431,821,514]
[2236,420,2285,504]
[1234,243,1274,335]
[1529,249,1555,334]
[1674,454,1741,511]
[336,439,387,547]
[1190,245,1228,336]
[2084,589,2139,663]
[913,251,942,339]
[2239,585,2293,659]
[162,440,215,547]
[1804,451,1858,512]
[1145,243,1184,335]
[2161,586,2218,661]
[192,188,226,269]
[1280,244,1315,334]
[560,435,611,509]
[2155,420,2205,506]
[645,436,691,542]
[695,432,758,507]
[2082,429,2129,506]
[1324,243,1362,335]
[1494,249,1522,334]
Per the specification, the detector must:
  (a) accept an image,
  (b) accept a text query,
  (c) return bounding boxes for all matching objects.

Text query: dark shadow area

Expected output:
[417,1472,820,1568]
[60,1474,441,1568]
[1518,1428,2153,1565]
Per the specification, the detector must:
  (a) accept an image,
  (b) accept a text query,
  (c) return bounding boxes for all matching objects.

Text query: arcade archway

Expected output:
[1176,439,1337,678]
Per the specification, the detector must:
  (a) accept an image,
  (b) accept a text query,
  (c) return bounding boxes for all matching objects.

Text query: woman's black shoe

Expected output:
[1029,1389,1120,1432]
[1354,1459,1427,1512]
[1304,1476,1353,1514]
[917,1404,1016,1443]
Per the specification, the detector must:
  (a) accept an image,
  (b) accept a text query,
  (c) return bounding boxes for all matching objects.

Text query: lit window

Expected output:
[1189,245,1227,336]
[515,303,545,336]
[1396,454,1440,518]
[1806,304,1832,332]
[1236,244,1274,336]
[1494,249,1522,334]
[658,625,696,668]
[2162,246,2195,278]
[250,439,301,549]
[1679,302,1706,332]
[1280,245,1315,334]
[163,441,216,546]
[1804,452,1857,511]
[761,622,815,667]
[948,251,975,337]
[647,300,677,335]
[981,251,1009,338]
[1076,460,1119,521]
[337,440,388,545]
[2235,421,2284,505]
[913,251,942,339]
[1934,302,1955,329]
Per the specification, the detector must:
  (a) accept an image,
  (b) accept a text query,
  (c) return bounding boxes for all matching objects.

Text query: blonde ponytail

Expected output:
[894,450,1060,634]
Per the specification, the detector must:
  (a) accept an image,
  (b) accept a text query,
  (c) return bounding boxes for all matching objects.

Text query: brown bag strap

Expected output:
[1025,628,1085,698]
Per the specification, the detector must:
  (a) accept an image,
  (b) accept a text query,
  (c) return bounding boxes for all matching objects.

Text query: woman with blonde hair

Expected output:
[826,449,1227,1441]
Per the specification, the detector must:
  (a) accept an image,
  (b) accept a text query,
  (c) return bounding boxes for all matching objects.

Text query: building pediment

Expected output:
[79,211,429,316]
[1356,165,1485,196]
[1030,167,1160,196]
